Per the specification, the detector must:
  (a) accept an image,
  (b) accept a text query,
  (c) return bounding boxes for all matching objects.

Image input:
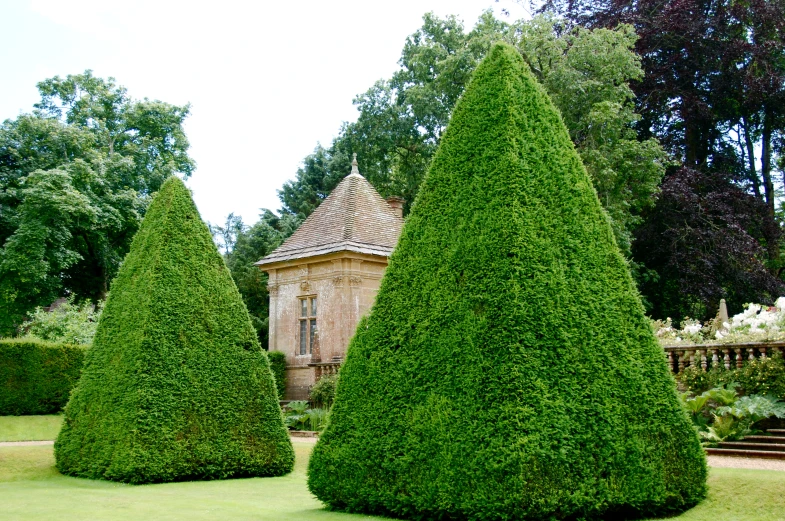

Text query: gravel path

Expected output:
[0,440,54,447]
[707,455,785,472]
[290,436,318,444]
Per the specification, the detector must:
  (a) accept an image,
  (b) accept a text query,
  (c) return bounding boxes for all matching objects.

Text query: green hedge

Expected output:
[308,43,706,520]
[267,351,287,399]
[55,177,294,484]
[0,339,85,415]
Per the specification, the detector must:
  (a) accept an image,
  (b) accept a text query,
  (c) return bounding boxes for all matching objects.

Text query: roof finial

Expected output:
[351,153,359,175]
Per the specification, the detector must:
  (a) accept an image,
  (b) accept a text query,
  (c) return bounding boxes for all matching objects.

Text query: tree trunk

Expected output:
[684,117,699,167]
[761,108,779,264]
[741,118,762,200]
[761,110,775,213]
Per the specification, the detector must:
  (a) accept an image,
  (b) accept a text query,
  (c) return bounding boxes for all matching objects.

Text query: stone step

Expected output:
[742,435,785,444]
[768,429,785,434]
[719,441,785,451]
[705,447,785,459]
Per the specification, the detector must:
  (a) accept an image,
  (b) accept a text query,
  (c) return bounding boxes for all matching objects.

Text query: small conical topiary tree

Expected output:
[308,43,706,519]
[55,177,294,484]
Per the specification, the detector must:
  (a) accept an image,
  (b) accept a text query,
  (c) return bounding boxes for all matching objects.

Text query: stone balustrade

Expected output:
[308,358,342,380]
[663,341,785,374]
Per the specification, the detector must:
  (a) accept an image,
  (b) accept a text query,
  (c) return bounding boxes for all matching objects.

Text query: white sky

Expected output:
[0,0,529,227]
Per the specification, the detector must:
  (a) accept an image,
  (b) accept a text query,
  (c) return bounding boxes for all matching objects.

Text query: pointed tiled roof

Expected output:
[255,163,404,266]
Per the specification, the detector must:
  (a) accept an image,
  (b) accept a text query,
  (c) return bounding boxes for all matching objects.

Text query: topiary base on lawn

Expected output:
[307,43,707,520]
[55,177,293,484]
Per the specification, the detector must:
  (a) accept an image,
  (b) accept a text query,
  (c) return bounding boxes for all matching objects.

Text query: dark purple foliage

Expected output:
[633,167,784,320]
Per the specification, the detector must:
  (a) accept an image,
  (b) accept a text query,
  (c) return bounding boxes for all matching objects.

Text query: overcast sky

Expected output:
[0,0,529,226]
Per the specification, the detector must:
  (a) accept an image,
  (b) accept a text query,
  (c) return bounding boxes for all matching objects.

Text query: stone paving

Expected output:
[707,455,785,472]
[0,440,54,447]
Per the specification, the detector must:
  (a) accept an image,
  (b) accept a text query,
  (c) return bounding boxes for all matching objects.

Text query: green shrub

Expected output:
[54,177,294,484]
[21,296,102,345]
[308,43,706,520]
[267,351,287,399]
[736,351,785,399]
[678,365,725,394]
[678,351,785,399]
[284,401,329,432]
[309,374,338,409]
[0,339,85,415]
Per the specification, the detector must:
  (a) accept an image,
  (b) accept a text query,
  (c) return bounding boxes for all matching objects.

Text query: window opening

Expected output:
[299,296,317,355]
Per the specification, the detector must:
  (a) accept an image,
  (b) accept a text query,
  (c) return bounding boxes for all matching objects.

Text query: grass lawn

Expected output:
[0,414,63,442]
[0,416,783,520]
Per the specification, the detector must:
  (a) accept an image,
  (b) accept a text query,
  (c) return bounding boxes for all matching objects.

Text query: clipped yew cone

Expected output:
[307,42,706,520]
[55,177,293,483]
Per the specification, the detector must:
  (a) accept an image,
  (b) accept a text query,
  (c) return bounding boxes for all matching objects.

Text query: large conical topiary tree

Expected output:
[55,177,294,483]
[308,43,706,519]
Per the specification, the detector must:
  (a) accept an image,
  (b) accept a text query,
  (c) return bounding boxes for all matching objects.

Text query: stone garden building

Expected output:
[256,155,404,399]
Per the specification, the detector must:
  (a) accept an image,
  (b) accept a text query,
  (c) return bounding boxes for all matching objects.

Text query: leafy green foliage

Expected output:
[267,351,287,399]
[678,381,785,443]
[20,297,102,345]
[678,351,785,400]
[284,401,329,432]
[0,339,85,415]
[54,177,293,484]
[309,374,338,409]
[0,71,195,336]
[702,414,749,443]
[307,43,706,520]
[717,395,785,424]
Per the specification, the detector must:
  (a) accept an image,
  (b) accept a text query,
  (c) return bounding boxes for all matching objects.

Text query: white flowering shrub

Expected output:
[653,298,785,346]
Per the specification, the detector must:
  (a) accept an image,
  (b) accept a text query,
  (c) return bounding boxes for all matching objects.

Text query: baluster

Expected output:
[700,349,708,371]
[760,346,767,359]
[689,350,696,369]
[749,348,756,361]
[667,351,674,373]
[677,350,686,373]
[735,348,743,369]
[723,349,731,370]
[711,349,719,370]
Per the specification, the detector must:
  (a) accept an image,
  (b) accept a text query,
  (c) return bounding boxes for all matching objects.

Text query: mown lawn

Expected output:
[0,416,783,520]
[0,414,63,442]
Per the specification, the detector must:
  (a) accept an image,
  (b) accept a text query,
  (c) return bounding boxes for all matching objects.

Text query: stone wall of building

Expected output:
[266,252,389,400]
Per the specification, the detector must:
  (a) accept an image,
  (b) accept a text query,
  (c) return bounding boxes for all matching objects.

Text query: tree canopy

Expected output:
[542,0,785,319]
[308,42,706,520]
[278,12,666,257]
[0,71,195,335]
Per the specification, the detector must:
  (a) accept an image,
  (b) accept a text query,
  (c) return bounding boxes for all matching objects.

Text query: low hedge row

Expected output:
[0,339,86,415]
[267,351,287,399]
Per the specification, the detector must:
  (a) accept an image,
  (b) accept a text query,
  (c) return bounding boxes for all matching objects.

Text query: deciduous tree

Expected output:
[0,71,194,335]
[283,12,666,257]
